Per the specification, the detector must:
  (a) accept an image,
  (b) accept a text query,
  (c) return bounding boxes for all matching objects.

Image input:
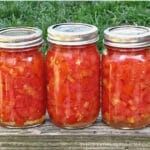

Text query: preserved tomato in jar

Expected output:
[102,25,150,129]
[0,27,46,128]
[46,23,100,128]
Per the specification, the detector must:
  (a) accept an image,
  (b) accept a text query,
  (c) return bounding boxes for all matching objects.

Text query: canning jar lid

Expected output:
[47,23,99,45]
[0,27,43,49]
[104,25,150,48]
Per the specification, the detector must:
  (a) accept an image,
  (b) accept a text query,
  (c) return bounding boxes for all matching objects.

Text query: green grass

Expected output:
[0,1,150,52]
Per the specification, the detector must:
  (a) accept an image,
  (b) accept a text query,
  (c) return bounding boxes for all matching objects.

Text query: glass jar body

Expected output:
[0,47,46,128]
[46,43,100,129]
[102,46,150,129]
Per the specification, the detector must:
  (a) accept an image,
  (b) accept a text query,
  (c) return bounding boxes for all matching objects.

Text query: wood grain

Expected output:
[0,117,149,150]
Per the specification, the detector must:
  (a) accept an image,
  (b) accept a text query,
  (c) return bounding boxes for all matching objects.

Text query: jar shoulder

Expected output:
[103,50,149,63]
[47,44,100,56]
[0,49,43,65]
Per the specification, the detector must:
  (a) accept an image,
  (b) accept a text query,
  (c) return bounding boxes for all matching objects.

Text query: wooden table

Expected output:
[0,117,149,150]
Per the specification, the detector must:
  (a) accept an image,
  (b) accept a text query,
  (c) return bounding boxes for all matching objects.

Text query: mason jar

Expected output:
[102,25,150,129]
[46,23,100,129]
[0,27,46,128]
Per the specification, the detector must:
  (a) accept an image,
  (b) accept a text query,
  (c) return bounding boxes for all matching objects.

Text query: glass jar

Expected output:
[102,25,150,129]
[46,23,100,129]
[0,27,46,128]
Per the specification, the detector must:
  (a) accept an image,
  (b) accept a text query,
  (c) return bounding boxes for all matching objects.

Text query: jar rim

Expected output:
[0,27,43,49]
[47,23,99,45]
[104,25,150,48]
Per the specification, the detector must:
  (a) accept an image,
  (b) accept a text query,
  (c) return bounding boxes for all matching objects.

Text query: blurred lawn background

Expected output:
[0,1,149,52]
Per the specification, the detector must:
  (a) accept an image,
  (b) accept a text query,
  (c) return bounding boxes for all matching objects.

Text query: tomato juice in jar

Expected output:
[46,23,100,128]
[0,27,46,128]
[102,25,150,129]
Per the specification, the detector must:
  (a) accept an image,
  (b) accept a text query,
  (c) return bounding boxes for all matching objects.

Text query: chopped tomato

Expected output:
[0,47,46,127]
[102,46,150,129]
[46,44,100,128]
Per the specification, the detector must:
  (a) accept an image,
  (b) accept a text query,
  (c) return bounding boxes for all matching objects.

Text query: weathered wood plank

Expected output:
[0,117,149,149]
[0,136,150,150]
